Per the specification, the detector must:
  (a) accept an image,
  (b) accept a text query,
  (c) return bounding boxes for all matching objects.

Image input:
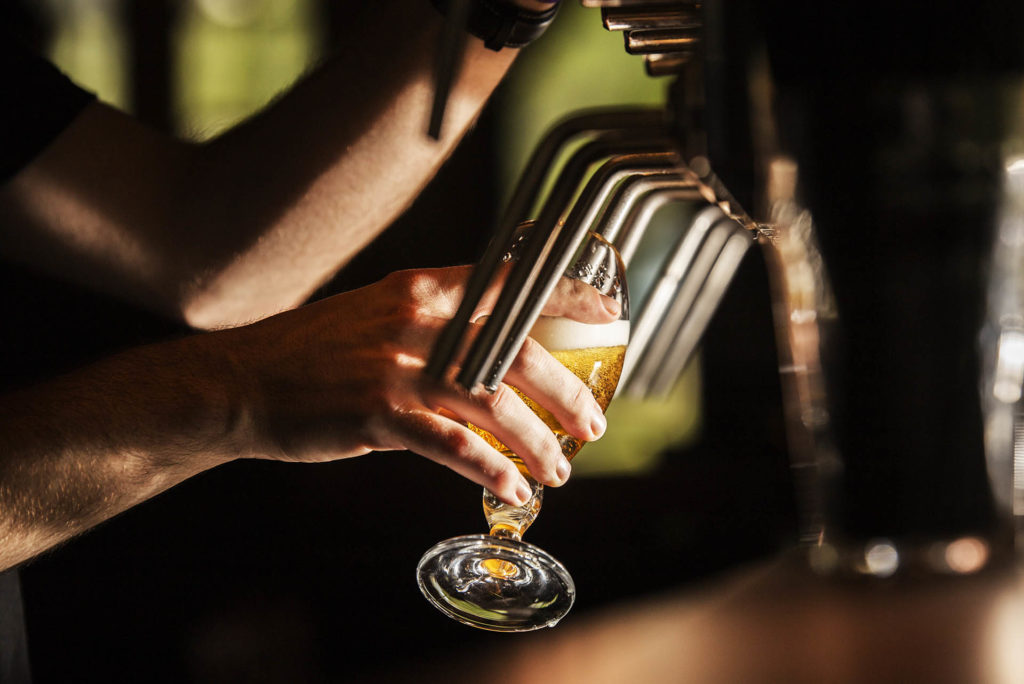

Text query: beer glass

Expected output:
[417,230,629,631]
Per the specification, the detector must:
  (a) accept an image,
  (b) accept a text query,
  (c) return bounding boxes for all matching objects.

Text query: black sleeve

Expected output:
[0,33,96,183]
[0,569,31,684]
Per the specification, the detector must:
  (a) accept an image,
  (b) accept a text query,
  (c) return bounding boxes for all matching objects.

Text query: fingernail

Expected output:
[516,479,533,505]
[590,411,607,439]
[556,457,571,483]
[602,296,620,317]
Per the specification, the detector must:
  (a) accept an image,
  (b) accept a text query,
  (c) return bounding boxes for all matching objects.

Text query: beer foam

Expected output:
[528,317,630,351]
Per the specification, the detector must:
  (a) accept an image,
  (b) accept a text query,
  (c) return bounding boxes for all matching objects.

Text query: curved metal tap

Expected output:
[460,141,682,392]
[425,108,676,391]
[594,173,701,263]
[427,104,757,405]
[621,205,751,397]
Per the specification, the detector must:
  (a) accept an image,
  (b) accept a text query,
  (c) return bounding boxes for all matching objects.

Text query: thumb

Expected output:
[541,276,621,324]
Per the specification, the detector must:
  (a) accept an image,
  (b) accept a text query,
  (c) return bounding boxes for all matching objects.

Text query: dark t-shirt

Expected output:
[0,571,30,684]
[1,31,96,684]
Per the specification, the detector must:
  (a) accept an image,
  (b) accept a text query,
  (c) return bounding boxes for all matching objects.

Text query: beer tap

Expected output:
[425,108,675,391]
[557,166,753,398]
[457,141,684,392]
[621,205,751,397]
[592,173,700,263]
[426,104,760,404]
[586,0,702,77]
[425,4,762,403]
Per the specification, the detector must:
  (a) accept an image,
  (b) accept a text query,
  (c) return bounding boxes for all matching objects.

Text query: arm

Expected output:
[0,1,525,329]
[0,264,612,572]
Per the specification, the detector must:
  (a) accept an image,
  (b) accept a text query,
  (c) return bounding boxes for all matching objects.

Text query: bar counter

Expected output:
[401,550,1024,683]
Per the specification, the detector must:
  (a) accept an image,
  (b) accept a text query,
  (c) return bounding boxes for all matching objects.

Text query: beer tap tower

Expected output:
[429,0,1024,575]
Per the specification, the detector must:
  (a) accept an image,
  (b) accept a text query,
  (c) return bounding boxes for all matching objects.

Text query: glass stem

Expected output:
[483,475,544,542]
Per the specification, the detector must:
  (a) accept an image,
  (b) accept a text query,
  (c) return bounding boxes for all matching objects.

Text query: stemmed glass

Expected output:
[417,230,630,632]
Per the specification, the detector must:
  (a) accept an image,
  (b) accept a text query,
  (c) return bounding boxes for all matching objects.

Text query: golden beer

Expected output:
[474,316,630,537]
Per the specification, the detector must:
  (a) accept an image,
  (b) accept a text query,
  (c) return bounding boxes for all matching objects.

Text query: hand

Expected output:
[216,265,617,506]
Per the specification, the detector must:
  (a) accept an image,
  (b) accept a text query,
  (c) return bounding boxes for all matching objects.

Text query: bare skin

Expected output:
[0,0,593,572]
[0,0,517,329]
[0,265,615,573]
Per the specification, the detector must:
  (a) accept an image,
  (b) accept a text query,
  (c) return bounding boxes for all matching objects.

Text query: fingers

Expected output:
[407,303,603,490]
[542,276,620,323]
[397,261,619,327]
[367,267,608,494]
[425,380,572,489]
[416,315,591,488]
[475,267,619,324]
[393,410,535,506]
[503,335,606,444]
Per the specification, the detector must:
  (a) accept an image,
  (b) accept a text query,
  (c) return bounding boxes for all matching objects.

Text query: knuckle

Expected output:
[390,300,426,325]
[515,428,560,480]
[510,336,544,377]
[403,271,434,299]
[380,340,406,365]
[387,269,441,304]
[383,268,417,292]
[487,461,522,491]
[476,383,514,416]
[383,304,436,345]
[536,436,563,476]
[440,428,475,459]
[569,378,594,413]
[559,380,595,434]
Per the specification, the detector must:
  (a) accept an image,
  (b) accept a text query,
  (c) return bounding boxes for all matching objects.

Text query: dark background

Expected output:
[0,2,796,681]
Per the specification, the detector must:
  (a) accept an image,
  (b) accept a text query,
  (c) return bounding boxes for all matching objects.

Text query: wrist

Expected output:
[430,0,561,51]
[157,331,258,468]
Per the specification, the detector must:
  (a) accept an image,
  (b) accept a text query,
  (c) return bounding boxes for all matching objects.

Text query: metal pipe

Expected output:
[478,149,683,391]
[602,7,699,31]
[620,206,750,397]
[498,108,671,226]
[648,231,751,397]
[595,174,701,262]
[620,206,725,392]
[425,108,669,385]
[645,53,692,77]
[626,28,700,55]
[598,172,687,243]
[470,144,682,392]
[618,184,703,265]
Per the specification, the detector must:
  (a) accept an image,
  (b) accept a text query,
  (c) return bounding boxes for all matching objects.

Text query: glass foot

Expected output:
[416,534,575,632]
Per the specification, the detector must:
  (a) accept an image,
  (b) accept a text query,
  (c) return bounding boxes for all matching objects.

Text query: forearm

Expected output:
[0,335,241,571]
[0,257,611,570]
[174,1,517,328]
[0,1,519,330]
